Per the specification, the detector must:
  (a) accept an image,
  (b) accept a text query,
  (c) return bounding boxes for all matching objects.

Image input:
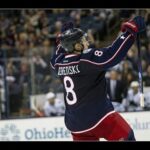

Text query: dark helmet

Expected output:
[58,22,85,53]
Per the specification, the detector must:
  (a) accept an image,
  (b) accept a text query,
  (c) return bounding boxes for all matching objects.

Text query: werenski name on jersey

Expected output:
[58,65,80,76]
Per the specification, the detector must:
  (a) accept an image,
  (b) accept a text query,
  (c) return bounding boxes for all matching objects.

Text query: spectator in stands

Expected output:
[121,60,138,88]
[18,60,30,86]
[49,78,64,93]
[32,106,45,117]
[107,69,127,112]
[43,92,65,117]
[144,65,150,86]
[127,81,143,111]
[107,69,127,103]
[7,76,23,116]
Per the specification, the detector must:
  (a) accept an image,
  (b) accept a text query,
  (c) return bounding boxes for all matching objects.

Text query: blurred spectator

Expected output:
[144,91,150,110]
[18,60,30,85]
[32,53,47,73]
[49,78,64,93]
[119,10,136,18]
[121,60,138,88]
[127,81,143,111]
[43,92,65,117]
[7,76,23,116]
[144,65,150,86]
[107,69,127,103]
[126,44,138,71]
[32,106,45,117]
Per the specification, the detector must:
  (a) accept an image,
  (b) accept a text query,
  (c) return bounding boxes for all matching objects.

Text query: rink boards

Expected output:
[0,111,150,141]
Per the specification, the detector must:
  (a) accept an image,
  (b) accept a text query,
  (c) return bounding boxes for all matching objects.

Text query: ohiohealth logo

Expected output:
[0,124,21,141]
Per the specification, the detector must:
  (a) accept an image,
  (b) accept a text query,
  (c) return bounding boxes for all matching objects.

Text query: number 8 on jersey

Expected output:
[63,76,77,105]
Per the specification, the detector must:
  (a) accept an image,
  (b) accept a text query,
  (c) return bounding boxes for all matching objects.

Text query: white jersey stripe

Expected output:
[50,61,55,70]
[65,54,78,58]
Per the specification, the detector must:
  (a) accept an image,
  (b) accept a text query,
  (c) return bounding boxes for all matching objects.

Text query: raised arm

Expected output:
[81,16,146,70]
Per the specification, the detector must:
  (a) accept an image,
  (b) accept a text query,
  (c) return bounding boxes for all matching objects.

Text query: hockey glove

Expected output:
[121,16,146,35]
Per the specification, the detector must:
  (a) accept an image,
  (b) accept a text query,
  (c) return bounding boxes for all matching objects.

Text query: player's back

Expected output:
[52,49,114,132]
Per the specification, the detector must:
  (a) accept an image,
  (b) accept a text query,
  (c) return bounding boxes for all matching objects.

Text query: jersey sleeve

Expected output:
[55,44,66,55]
[80,31,135,70]
[50,44,65,70]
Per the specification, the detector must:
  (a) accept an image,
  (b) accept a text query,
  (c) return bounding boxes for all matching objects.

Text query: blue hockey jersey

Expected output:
[50,31,135,132]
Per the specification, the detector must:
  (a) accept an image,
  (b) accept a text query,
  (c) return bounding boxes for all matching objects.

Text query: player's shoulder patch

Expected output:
[83,48,92,54]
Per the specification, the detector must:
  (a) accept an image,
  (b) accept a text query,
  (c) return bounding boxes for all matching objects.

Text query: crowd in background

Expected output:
[0,9,150,119]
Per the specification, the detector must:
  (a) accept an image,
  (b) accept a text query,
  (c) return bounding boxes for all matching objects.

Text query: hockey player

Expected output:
[50,16,146,141]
